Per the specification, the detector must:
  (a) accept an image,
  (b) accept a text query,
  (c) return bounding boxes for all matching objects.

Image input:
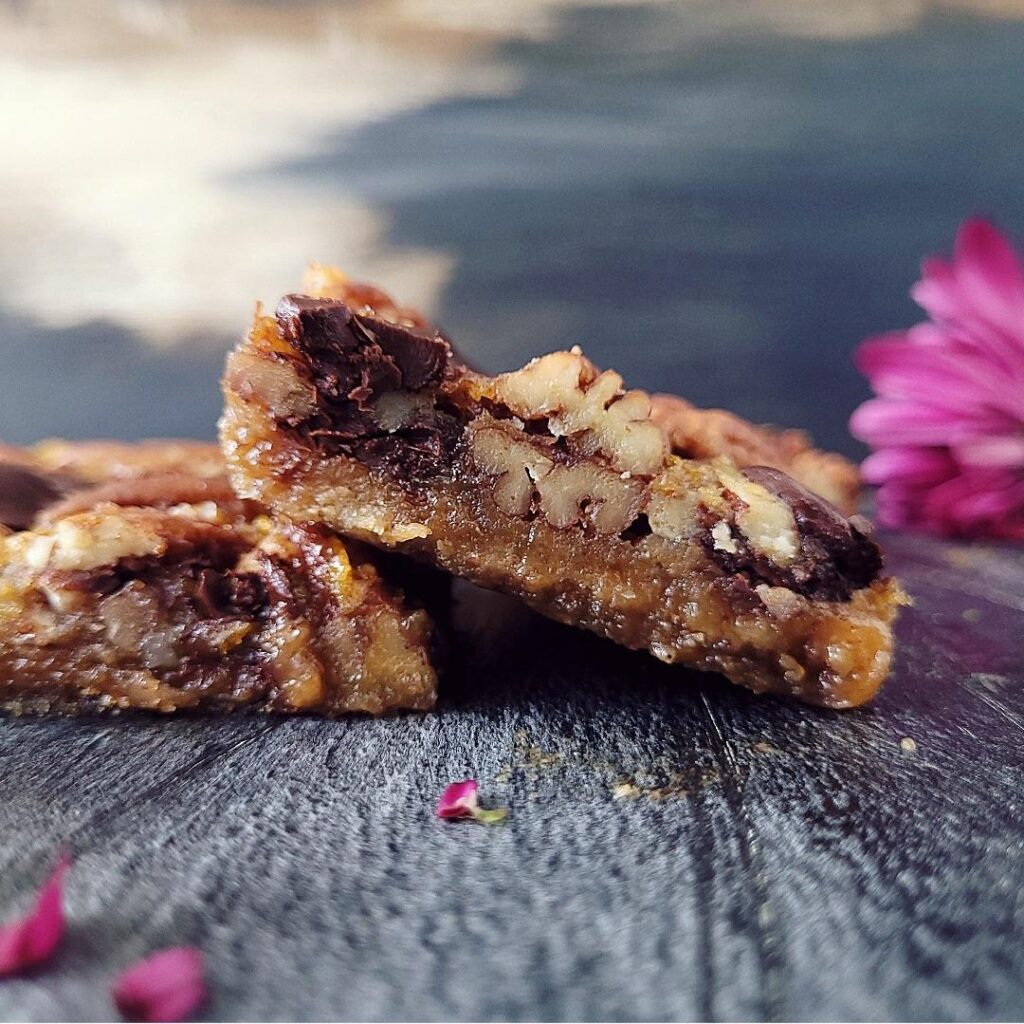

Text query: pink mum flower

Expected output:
[850,218,1024,539]
[0,853,70,977]
[436,780,507,824]
[112,947,206,1022]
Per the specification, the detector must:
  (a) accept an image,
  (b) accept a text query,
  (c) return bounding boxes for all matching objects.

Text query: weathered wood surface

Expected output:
[1,533,1022,1022]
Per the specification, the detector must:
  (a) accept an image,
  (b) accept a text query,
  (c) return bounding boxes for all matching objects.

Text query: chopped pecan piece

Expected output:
[494,351,667,476]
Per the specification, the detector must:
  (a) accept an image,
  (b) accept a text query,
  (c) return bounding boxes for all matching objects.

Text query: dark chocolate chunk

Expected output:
[700,466,882,602]
[0,464,67,530]
[353,315,451,390]
[274,295,461,480]
[278,295,402,412]
[277,294,451,396]
[194,569,268,619]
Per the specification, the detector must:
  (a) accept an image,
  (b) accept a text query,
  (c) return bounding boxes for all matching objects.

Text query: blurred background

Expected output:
[2,0,1024,456]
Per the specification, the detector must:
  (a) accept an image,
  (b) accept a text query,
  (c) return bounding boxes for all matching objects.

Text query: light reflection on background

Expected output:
[2,0,1023,449]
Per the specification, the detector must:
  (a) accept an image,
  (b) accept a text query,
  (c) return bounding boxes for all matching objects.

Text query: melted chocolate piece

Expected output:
[52,533,257,603]
[275,295,461,479]
[702,466,882,602]
[277,294,451,398]
[0,464,67,530]
[361,316,450,390]
[194,569,268,619]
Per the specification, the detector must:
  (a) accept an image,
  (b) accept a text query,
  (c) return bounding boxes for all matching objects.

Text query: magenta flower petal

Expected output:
[0,854,70,977]
[436,780,507,824]
[856,334,1016,412]
[956,218,1020,284]
[912,255,961,324]
[850,399,991,447]
[113,947,206,1023]
[953,434,1024,469]
[851,218,1024,539]
[954,218,1024,327]
[860,448,954,487]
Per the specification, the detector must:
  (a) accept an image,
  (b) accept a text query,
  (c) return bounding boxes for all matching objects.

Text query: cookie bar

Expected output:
[220,292,906,708]
[0,443,439,715]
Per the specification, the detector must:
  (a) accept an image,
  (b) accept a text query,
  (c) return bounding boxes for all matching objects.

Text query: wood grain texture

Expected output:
[0,536,1022,1022]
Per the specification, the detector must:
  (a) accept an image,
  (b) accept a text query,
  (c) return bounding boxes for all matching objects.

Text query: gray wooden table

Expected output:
[1,532,1022,1021]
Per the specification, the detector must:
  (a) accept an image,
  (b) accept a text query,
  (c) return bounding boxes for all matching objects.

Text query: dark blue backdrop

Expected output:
[2,5,1023,459]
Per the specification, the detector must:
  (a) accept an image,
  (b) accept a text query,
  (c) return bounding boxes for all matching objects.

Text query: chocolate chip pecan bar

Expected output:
[220,292,906,708]
[0,442,438,715]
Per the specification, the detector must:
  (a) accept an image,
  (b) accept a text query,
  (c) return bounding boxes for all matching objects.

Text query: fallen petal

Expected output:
[0,854,70,977]
[436,779,480,819]
[436,780,507,824]
[113,947,206,1023]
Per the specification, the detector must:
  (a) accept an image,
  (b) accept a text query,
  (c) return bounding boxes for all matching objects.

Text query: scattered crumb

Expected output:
[508,730,717,805]
[751,741,779,755]
[525,746,562,768]
[945,548,981,569]
[610,773,691,802]
[899,737,918,754]
[962,608,982,623]
[647,782,689,801]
